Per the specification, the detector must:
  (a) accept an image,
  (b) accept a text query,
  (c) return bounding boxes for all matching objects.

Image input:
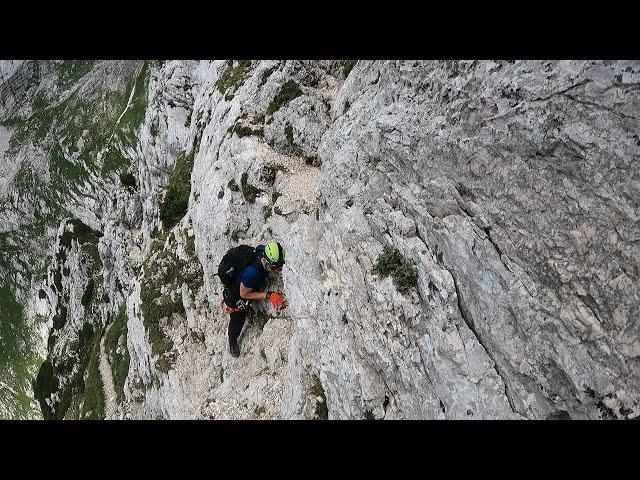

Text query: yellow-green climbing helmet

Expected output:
[264,241,285,267]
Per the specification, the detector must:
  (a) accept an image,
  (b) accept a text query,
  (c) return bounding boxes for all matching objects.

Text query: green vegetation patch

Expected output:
[140,251,181,371]
[232,123,264,138]
[139,229,204,374]
[54,61,95,91]
[365,153,380,168]
[363,409,376,420]
[0,284,42,418]
[81,278,95,308]
[266,80,302,116]
[117,60,150,132]
[372,245,419,294]
[105,304,130,404]
[34,322,101,419]
[119,171,137,191]
[80,331,106,419]
[260,65,277,86]
[59,219,102,250]
[101,145,129,176]
[216,60,252,96]
[159,149,195,230]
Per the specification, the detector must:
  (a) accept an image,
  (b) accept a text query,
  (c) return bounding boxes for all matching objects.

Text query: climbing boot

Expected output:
[229,338,240,358]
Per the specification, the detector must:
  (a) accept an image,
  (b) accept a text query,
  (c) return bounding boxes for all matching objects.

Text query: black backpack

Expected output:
[216,245,257,287]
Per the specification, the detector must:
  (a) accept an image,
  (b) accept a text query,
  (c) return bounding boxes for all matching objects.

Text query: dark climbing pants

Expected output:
[224,285,247,345]
[228,309,247,345]
[224,277,265,345]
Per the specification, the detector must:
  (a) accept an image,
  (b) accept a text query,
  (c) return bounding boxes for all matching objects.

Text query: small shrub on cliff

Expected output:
[363,409,376,420]
[233,123,263,138]
[119,172,137,191]
[372,245,418,294]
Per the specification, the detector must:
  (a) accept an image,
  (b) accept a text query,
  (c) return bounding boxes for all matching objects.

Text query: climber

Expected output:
[218,241,287,357]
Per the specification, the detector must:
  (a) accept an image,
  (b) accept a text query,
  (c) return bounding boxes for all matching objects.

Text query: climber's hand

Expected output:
[267,292,286,309]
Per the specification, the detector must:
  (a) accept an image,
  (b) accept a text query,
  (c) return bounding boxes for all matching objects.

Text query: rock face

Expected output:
[0,60,638,419]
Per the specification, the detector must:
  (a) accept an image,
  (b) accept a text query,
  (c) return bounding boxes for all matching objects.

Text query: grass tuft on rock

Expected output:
[232,123,263,138]
[363,409,376,420]
[372,245,419,294]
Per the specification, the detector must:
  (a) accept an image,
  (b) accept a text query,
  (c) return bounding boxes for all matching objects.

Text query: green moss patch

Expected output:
[140,250,181,371]
[54,61,95,91]
[59,219,102,250]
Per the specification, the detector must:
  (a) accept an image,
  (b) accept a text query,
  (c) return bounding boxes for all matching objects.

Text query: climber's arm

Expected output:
[239,283,267,300]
